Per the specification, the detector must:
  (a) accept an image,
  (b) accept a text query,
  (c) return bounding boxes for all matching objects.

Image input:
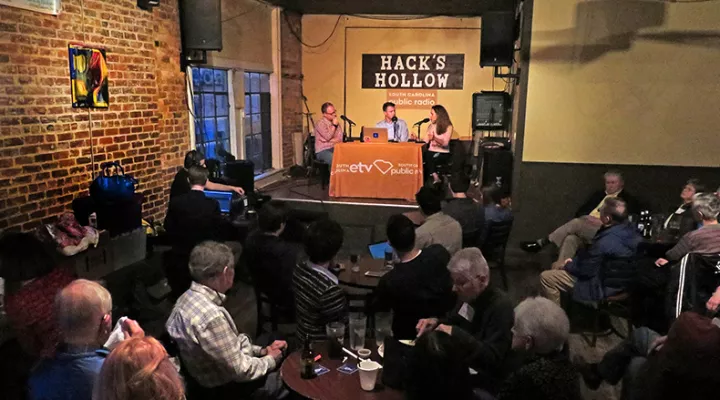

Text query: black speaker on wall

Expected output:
[480,11,516,67]
[473,91,511,131]
[179,0,222,51]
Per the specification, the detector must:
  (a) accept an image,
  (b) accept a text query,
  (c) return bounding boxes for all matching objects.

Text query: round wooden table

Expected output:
[280,342,402,400]
[337,258,391,290]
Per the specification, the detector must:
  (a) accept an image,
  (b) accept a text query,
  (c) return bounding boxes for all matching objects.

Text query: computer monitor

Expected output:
[361,127,389,143]
[204,190,234,214]
[367,241,393,259]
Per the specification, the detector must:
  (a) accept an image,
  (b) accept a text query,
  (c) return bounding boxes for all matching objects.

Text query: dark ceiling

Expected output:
[262,0,516,16]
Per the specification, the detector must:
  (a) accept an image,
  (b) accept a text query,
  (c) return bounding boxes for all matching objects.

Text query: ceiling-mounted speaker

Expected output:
[179,0,223,51]
[480,11,516,67]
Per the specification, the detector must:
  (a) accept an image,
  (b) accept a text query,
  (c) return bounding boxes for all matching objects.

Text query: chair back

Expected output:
[673,253,720,318]
[598,256,637,298]
[481,219,513,263]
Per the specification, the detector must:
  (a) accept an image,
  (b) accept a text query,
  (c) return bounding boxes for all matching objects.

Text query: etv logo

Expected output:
[347,160,395,175]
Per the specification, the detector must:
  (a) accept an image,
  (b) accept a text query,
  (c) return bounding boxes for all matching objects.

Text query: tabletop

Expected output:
[280,341,403,400]
[337,257,391,290]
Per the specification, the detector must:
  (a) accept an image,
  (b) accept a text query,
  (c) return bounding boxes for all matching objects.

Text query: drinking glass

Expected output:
[326,321,346,359]
[350,254,360,273]
[349,313,367,351]
[374,311,393,348]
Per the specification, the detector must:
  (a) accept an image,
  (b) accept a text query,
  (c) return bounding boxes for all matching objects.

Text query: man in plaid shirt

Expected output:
[166,241,288,398]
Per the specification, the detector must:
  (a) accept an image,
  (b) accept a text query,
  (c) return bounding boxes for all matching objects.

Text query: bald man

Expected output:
[29,279,144,400]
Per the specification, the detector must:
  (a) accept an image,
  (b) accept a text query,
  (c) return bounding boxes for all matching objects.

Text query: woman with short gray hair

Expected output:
[657,193,720,266]
[496,297,581,400]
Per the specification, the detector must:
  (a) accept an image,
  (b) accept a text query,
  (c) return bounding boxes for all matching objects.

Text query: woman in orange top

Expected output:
[423,105,454,185]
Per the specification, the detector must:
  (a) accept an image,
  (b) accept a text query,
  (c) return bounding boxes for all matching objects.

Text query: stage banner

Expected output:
[0,0,61,15]
[362,54,464,90]
[387,89,437,110]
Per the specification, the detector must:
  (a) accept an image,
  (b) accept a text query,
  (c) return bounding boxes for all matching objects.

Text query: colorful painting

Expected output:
[68,45,109,108]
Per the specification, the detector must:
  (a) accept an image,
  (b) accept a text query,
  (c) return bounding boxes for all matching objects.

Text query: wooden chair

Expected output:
[481,219,513,290]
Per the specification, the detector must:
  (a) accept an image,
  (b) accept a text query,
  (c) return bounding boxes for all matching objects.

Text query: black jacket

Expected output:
[497,352,582,400]
[164,190,234,253]
[244,230,302,309]
[372,244,455,339]
[443,286,515,392]
[575,189,640,217]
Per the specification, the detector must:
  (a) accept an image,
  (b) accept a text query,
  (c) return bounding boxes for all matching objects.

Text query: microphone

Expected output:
[413,118,430,126]
[340,115,356,126]
[391,116,398,123]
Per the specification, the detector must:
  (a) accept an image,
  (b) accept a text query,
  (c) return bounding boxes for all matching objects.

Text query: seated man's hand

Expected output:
[649,335,668,354]
[655,258,669,267]
[416,318,439,337]
[121,318,145,340]
[435,324,453,335]
[551,258,573,270]
[231,186,245,195]
[706,290,720,312]
[270,340,288,352]
[266,346,283,362]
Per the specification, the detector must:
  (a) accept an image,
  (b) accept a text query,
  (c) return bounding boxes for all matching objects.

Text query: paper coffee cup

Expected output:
[358,360,381,391]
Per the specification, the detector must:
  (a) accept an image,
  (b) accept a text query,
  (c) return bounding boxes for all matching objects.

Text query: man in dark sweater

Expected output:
[373,214,455,339]
[245,202,302,311]
[443,173,485,247]
[416,248,514,393]
[521,170,639,262]
[164,165,235,251]
[293,219,347,341]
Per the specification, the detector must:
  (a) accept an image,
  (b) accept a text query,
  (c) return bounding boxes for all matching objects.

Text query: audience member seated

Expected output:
[293,219,347,341]
[480,185,514,245]
[373,215,455,339]
[416,248,514,393]
[406,330,475,400]
[94,337,184,400]
[540,198,640,305]
[245,202,302,311]
[575,312,720,400]
[497,297,581,400]
[0,232,75,358]
[29,280,144,400]
[415,187,462,255]
[443,174,485,245]
[521,170,639,262]
[170,150,243,199]
[656,193,720,266]
[660,179,704,239]
[164,165,236,252]
[166,241,287,399]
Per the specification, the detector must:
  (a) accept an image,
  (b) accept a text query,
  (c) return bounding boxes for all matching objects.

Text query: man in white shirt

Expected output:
[376,102,409,142]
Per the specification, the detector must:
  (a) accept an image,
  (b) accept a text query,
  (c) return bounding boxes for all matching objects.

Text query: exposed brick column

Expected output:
[280,10,303,168]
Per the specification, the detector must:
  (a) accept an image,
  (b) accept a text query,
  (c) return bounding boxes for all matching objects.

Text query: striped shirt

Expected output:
[165,282,275,388]
[666,224,720,261]
[293,262,347,341]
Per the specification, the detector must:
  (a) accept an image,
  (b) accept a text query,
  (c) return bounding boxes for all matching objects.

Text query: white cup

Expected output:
[358,360,382,391]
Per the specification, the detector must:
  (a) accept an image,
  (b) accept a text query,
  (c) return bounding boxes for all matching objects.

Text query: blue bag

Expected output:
[90,162,138,203]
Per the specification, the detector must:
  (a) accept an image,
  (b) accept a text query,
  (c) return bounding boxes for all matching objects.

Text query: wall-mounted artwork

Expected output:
[68,45,109,108]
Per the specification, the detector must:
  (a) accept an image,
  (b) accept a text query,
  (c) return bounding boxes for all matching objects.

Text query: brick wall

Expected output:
[0,0,189,231]
[280,11,302,168]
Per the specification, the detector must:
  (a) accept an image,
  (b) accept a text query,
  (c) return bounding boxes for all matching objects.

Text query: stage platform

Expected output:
[262,176,419,209]
[261,176,418,252]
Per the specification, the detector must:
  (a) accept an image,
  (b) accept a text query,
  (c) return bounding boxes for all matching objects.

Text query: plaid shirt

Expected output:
[165,282,275,388]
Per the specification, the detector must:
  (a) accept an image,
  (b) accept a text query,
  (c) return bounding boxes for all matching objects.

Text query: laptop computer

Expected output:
[361,127,389,143]
[368,241,393,259]
[204,190,234,214]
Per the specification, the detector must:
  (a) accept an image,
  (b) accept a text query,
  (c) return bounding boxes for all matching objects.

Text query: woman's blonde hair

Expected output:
[94,337,184,400]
